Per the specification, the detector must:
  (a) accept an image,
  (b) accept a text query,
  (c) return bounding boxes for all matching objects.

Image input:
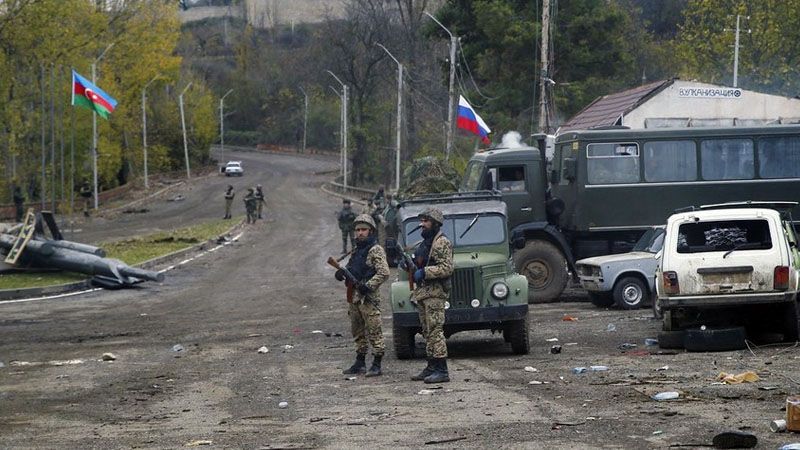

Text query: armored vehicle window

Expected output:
[586,142,639,184]
[461,161,484,190]
[558,144,572,185]
[759,136,800,179]
[497,166,526,192]
[643,140,697,182]
[676,219,772,254]
[701,139,754,180]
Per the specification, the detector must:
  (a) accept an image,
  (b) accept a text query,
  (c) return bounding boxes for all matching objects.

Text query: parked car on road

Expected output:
[577,226,664,310]
[224,161,244,176]
[655,201,800,351]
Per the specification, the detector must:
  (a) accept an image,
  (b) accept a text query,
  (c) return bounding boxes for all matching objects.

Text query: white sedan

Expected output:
[224,161,243,176]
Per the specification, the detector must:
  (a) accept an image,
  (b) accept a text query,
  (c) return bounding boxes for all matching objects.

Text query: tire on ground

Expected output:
[505,319,530,355]
[392,319,416,359]
[683,326,746,352]
[657,330,686,349]
[589,292,614,308]
[613,276,649,310]
[514,240,568,304]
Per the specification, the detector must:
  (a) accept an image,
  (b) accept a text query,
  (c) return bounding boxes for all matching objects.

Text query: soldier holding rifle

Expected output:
[328,214,390,377]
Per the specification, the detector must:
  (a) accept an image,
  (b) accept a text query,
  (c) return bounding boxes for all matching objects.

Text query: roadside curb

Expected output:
[320,182,367,206]
[0,219,246,302]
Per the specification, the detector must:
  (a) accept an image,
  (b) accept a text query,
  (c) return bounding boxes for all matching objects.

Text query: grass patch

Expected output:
[0,217,241,290]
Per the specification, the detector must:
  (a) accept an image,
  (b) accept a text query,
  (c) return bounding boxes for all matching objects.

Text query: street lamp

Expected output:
[179,82,193,179]
[91,42,114,209]
[425,12,458,161]
[326,70,348,190]
[219,88,234,166]
[142,75,160,190]
[329,85,344,177]
[298,86,308,154]
[376,43,403,193]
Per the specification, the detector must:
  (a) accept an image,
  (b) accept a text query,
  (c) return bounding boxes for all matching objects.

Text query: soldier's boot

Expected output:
[342,242,348,254]
[342,353,367,375]
[423,358,450,384]
[411,359,434,381]
[364,354,383,377]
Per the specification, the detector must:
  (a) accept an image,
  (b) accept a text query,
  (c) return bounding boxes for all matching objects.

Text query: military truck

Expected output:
[461,125,800,302]
[389,191,529,358]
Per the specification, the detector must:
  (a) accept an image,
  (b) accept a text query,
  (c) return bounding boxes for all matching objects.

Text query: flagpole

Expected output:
[91,43,114,210]
[40,63,46,209]
[425,12,458,161]
[142,75,160,190]
[179,82,193,179]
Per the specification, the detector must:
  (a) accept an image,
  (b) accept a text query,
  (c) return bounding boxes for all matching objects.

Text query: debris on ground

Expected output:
[770,419,787,433]
[550,345,562,354]
[283,344,294,351]
[424,437,466,445]
[716,371,759,384]
[656,365,669,371]
[524,366,538,372]
[101,353,117,361]
[562,315,578,322]
[545,338,559,342]
[645,338,659,346]
[652,391,680,401]
[711,430,757,448]
[778,444,800,450]
[345,376,357,381]
[184,439,212,446]
[257,346,269,354]
[278,401,288,408]
[172,344,184,352]
[572,367,587,374]
[607,323,616,332]
[311,330,324,334]
[590,366,608,372]
[169,194,185,202]
[618,343,637,350]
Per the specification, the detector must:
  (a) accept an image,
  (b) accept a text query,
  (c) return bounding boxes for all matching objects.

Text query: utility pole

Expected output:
[329,85,343,177]
[179,82,193,179]
[91,43,114,209]
[40,63,46,209]
[376,43,403,192]
[142,76,160,190]
[426,12,458,161]
[538,0,551,134]
[298,86,308,154]
[219,89,234,166]
[726,15,750,87]
[327,70,348,190]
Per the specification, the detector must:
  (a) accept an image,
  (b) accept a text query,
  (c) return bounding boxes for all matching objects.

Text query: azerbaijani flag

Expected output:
[72,70,117,120]
[456,95,491,145]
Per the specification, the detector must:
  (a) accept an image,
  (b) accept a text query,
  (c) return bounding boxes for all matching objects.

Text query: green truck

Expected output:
[461,125,800,302]
[389,191,529,358]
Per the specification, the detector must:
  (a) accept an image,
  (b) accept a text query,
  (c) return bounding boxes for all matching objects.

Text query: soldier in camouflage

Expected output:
[334,214,390,377]
[336,199,356,253]
[223,185,235,219]
[243,188,257,224]
[409,208,454,383]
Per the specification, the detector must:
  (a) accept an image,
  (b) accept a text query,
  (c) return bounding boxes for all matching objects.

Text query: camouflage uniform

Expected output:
[254,185,266,219]
[338,214,390,377]
[223,185,235,219]
[79,180,92,217]
[337,200,356,253]
[243,188,257,223]
[12,186,25,223]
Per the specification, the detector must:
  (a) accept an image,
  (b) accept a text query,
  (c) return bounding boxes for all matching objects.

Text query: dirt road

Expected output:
[1,151,799,449]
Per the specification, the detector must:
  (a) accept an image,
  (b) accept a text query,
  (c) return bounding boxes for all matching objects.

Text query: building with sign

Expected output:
[558,78,800,133]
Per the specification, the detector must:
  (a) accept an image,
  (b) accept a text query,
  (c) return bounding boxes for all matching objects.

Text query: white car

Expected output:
[224,161,243,176]
[655,202,800,350]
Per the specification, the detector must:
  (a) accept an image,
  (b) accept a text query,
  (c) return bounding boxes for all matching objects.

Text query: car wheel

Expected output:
[657,330,686,349]
[684,326,746,352]
[514,240,568,304]
[613,276,649,310]
[505,319,530,355]
[652,296,663,320]
[588,292,614,308]
[392,318,416,359]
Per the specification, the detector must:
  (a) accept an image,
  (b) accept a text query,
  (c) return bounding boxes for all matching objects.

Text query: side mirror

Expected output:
[563,158,577,181]
[550,169,560,184]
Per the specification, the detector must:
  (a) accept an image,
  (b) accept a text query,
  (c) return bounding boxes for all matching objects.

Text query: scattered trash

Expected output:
[550,345,562,354]
[524,366,538,372]
[172,344,184,352]
[644,338,659,346]
[333,333,343,337]
[424,437,466,445]
[711,430,757,449]
[278,401,289,408]
[311,330,324,334]
[771,419,787,433]
[607,323,616,332]
[184,440,212,446]
[247,333,263,338]
[101,353,117,361]
[652,430,663,435]
[779,444,800,450]
[0,361,4,368]
[716,371,759,384]
[529,380,545,385]
[564,342,578,346]
[652,391,680,401]
[418,389,438,395]
[257,346,269,354]
[758,386,778,391]
[590,366,608,372]
[345,376,357,381]
[545,337,559,342]
[553,420,586,426]
[282,345,294,351]
[572,367,587,374]
[562,315,578,322]
[618,343,637,350]
[656,365,669,371]
[788,396,800,432]
[169,194,185,202]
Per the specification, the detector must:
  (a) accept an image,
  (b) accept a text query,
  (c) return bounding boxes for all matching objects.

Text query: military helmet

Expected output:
[353,213,376,231]
[419,208,444,226]
[343,198,351,204]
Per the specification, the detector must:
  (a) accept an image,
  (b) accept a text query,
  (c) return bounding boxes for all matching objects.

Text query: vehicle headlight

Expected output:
[491,282,509,300]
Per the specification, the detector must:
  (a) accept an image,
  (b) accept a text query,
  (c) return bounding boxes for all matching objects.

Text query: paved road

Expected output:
[1,150,798,448]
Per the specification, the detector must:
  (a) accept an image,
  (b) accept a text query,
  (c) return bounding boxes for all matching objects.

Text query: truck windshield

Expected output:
[404,214,505,247]
[461,161,484,191]
[632,227,665,253]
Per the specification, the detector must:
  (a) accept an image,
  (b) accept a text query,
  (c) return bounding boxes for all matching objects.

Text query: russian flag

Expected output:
[456,95,491,145]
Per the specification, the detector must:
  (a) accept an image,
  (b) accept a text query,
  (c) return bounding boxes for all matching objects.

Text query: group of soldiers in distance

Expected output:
[334,186,454,383]
[224,184,266,223]
[10,179,95,222]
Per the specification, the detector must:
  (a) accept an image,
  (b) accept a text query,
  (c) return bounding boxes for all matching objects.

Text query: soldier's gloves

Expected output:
[334,269,345,282]
[357,282,371,295]
[413,268,425,283]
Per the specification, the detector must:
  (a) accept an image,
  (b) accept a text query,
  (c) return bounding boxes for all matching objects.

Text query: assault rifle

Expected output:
[326,256,360,303]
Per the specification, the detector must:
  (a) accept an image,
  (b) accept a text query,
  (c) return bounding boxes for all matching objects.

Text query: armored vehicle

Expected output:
[389,191,530,358]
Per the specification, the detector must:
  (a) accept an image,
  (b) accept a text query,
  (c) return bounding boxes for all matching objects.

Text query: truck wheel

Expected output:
[514,240,568,303]
[657,330,686,349]
[505,319,530,355]
[588,292,614,308]
[393,319,416,360]
[684,326,746,352]
[612,276,649,310]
